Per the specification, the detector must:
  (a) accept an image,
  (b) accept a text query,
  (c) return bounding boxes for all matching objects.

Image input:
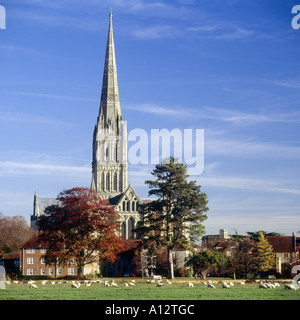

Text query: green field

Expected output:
[1,278,299,300]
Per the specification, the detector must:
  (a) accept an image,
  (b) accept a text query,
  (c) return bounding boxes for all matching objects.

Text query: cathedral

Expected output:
[31,13,144,276]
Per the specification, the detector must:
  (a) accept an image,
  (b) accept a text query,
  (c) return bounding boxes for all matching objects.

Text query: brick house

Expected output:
[20,233,100,278]
[266,232,300,275]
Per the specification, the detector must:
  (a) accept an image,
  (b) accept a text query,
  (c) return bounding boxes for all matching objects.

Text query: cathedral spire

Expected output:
[91,13,128,197]
[99,11,122,129]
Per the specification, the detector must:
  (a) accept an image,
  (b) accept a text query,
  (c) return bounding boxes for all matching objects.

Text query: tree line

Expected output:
[0,157,277,279]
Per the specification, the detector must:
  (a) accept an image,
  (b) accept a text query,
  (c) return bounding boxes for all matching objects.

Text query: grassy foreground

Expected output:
[1,278,299,300]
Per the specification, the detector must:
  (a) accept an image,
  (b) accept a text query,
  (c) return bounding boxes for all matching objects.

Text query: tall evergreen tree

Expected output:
[254,231,275,274]
[135,157,209,279]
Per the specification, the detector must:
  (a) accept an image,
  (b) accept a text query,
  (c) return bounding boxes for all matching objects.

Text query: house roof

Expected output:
[20,233,48,249]
[266,236,300,253]
[0,253,20,260]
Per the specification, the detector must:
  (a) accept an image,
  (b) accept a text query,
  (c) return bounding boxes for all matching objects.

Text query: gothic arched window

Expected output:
[114,173,117,191]
[122,221,126,238]
[106,173,110,191]
[128,217,135,240]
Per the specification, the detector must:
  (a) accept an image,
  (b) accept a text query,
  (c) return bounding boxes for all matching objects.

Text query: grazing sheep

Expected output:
[208,283,215,289]
[239,281,245,285]
[156,282,165,287]
[111,282,118,287]
[222,282,231,289]
[274,282,280,287]
[124,283,129,287]
[187,282,194,287]
[30,283,38,289]
[71,283,79,289]
[166,280,172,284]
[259,283,269,289]
[128,282,135,286]
[284,284,296,290]
[104,281,110,287]
[229,282,234,286]
[51,281,56,285]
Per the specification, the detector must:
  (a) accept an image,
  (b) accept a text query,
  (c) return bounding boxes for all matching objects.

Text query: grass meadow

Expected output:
[1,278,299,300]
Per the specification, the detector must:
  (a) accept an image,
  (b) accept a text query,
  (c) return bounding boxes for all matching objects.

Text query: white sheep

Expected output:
[208,283,215,289]
[111,282,118,287]
[284,284,296,290]
[128,282,135,286]
[156,282,165,287]
[71,283,79,289]
[187,282,194,287]
[259,283,269,289]
[222,282,230,289]
[166,280,172,284]
[124,283,129,287]
[30,283,38,289]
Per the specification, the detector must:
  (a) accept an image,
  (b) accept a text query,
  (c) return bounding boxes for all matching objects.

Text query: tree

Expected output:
[247,231,280,242]
[135,157,209,279]
[229,237,256,279]
[38,187,126,278]
[254,231,275,274]
[0,215,34,254]
[185,250,227,279]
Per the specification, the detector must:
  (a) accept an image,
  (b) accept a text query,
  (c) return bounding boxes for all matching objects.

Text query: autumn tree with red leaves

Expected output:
[37,187,126,278]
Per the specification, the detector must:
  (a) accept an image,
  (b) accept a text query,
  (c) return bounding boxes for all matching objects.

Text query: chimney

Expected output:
[292,232,296,253]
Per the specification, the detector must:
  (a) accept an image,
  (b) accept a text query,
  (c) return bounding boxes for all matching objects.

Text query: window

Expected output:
[41,249,46,253]
[27,269,34,275]
[114,173,117,191]
[49,268,54,275]
[57,268,62,276]
[27,249,35,254]
[40,257,45,264]
[27,258,34,265]
[132,201,135,212]
[41,268,45,275]
[128,217,135,240]
[68,268,75,275]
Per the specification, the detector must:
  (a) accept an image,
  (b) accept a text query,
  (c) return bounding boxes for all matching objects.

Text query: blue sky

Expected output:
[0,0,300,237]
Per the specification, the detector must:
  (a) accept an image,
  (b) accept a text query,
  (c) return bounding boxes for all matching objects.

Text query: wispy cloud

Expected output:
[198,175,300,195]
[0,111,70,126]
[4,91,98,102]
[124,103,300,124]
[0,161,90,177]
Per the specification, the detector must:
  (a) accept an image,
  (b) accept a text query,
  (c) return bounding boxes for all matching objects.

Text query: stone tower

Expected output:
[91,12,128,198]
[90,13,142,243]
